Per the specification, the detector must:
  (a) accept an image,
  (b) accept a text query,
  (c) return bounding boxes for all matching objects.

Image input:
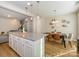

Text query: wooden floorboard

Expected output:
[0,40,77,57]
[0,42,19,57]
[45,39,77,57]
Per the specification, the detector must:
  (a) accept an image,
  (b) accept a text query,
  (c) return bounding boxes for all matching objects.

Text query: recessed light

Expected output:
[27,2,31,6]
[37,16,40,19]
[30,17,33,20]
[7,14,11,17]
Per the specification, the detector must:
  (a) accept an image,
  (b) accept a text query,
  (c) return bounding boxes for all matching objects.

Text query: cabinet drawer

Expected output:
[24,39,34,47]
[17,37,24,44]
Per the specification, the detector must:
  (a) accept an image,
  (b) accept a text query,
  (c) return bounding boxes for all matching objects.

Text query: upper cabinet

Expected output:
[24,16,41,34]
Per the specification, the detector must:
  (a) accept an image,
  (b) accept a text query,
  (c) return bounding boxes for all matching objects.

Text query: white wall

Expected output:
[41,13,77,40]
[0,18,20,34]
[77,11,79,38]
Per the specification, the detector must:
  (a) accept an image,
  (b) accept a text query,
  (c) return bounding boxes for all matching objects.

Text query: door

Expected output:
[12,36,17,52]
[17,38,24,56]
[9,34,13,48]
[24,43,33,57]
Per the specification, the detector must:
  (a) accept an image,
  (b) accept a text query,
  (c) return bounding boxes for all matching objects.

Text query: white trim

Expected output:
[54,49,76,57]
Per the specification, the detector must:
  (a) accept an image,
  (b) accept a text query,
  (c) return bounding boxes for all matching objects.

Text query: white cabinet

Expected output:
[26,17,33,32]
[12,36,17,52]
[9,35,18,52]
[9,33,44,57]
[25,16,41,33]
[23,39,34,57]
[9,34,13,48]
[24,44,33,57]
[17,38,24,56]
[9,34,11,46]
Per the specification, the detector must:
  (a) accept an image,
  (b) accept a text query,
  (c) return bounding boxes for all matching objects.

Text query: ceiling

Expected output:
[0,7,26,20]
[0,1,79,19]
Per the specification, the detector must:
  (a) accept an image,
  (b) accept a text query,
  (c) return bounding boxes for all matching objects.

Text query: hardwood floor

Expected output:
[45,39,77,57]
[0,40,77,57]
[0,42,19,57]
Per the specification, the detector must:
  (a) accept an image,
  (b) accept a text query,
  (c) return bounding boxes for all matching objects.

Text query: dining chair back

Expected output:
[67,33,73,41]
[67,33,73,47]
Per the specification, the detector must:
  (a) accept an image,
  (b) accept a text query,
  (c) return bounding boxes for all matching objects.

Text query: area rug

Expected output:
[45,40,77,57]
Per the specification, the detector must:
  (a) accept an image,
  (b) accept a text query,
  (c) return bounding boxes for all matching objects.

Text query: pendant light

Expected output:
[36,1,40,19]
[52,10,56,23]
[25,2,33,20]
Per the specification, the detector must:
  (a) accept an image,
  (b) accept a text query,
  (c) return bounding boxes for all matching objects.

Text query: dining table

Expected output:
[44,32,66,48]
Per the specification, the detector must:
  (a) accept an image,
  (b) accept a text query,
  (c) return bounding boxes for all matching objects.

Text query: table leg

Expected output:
[63,40,66,48]
[62,36,66,48]
[68,41,72,48]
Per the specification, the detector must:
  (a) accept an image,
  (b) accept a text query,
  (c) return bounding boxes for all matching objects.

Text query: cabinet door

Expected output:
[9,35,11,46]
[12,36,17,52]
[26,19,33,32]
[17,38,24,56]
[9,34,13,48]
[24,44,33,57]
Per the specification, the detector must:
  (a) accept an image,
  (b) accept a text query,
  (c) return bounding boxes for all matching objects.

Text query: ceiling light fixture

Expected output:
[36,1,40,3]
[37,16,40,19]
[27,2,31,6]
[52,10,56,22]
[50,10,57,26]
[7,14,11,17]
[30,17,33,20]
[36,1,40,19]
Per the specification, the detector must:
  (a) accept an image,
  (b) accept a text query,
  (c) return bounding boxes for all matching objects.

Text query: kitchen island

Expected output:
[9,32,44,57]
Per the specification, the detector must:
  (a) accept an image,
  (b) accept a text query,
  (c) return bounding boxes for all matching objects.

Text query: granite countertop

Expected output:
[9,32,43,41]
